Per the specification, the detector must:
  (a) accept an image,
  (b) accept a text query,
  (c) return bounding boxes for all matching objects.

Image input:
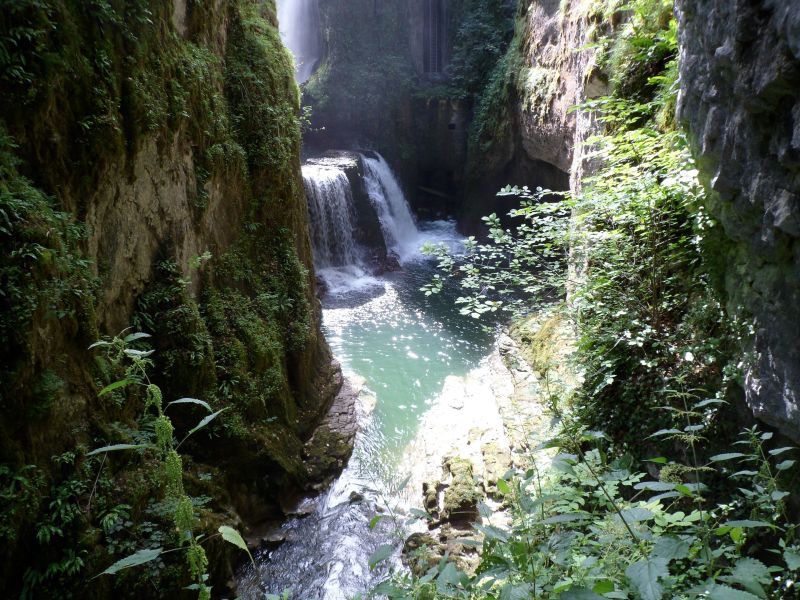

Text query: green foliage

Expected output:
[447,0,516,99]
[0,130,95,391]
[376,402,799,599]
[87,332,250,599]
[225,0,300,173]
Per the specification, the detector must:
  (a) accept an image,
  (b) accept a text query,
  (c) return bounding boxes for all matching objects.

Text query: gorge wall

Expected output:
[677,0,800,442]
[489,0,799,441]
[0,0,338,595]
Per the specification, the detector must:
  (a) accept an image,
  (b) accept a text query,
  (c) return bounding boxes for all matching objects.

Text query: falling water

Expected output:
[277,0,322,84]
[303,164,380,294]
[362,154,422,263]
[303,164,360,268]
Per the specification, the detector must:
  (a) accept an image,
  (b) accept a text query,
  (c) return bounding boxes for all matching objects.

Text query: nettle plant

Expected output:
[89,331,252,599]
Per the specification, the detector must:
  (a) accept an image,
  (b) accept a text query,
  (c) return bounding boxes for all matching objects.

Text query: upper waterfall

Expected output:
[277,0,322,84]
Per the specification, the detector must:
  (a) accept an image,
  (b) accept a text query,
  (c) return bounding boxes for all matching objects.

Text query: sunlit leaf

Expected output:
[98,379,132,397]
[218,525,254,566]
[87,443,150,456]
[166,398,213,413]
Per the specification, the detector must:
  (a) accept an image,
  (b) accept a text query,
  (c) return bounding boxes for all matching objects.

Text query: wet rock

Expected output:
[348,491,364,504]
[281,496,318,518]
[402,533,444,577]
[677,0,800,441]
[303,376,362,490]
[380,251,402,273]
[422,480,441,516]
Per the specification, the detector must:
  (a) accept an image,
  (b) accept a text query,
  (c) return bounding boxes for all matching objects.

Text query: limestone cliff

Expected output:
[677,0,800,441]
[0,0,338,595]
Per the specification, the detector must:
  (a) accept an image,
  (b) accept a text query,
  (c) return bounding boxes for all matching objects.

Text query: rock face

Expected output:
[677,0,800,441]
[459,0,606,233]
[0,1,341,594]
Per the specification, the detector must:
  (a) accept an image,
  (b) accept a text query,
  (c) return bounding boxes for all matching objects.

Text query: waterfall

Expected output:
[303,153,457,295]
[277,0,322,84]
[302,165,360,268]
[362,153,422,263]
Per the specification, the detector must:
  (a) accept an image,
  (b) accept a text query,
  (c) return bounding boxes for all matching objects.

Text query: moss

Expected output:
[509,311,565,376]
[0,0,326,596]
[442,457,480,522]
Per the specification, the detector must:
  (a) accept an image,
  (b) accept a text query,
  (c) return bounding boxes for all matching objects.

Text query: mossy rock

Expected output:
[442,457,481,523]
[402,532,445,578]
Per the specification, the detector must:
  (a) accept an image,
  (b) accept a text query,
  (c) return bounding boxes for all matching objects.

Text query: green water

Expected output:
[322,260,494,482]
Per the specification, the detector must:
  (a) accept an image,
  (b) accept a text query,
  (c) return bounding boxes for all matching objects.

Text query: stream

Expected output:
[237,177,498,597]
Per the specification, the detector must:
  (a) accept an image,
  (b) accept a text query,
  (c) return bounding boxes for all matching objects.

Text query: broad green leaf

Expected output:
[100,547,162,576]
[592,580,615,594]
[634,481,676,492]
[785,549,800,571]
[166,398,213,413]
[87,443,149,456]
[368,544,395,569]
[729,557,769,598]
[645,457,668,464]
[709,452,747,462]
[648,429,682,438]
[437,562,467,592]
[543,512,590,524]
[693,399,726,409]
[88,340,111,349]
[218,525,254,566]
[560,588,604,600]
[718,520,772,531]
[499,583,534,599]
[651,536,690,562]
[368,515,384,530]
[776,460,796,471]
[707,584,761,600]
[372,580,407,596]
[98,379,132,397]
[474,524,511,543]
[768,447,795,456]
[625,558,668,600]
[731,470,759,477]
[123,348,154,358]
[496,478,511,495]
[619,507,654,523]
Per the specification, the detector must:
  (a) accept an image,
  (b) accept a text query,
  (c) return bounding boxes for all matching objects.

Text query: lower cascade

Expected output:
[362,153,422,263]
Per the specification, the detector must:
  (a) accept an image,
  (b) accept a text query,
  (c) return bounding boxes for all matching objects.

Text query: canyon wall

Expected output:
[677,0,800,441]
[0,0,338,594]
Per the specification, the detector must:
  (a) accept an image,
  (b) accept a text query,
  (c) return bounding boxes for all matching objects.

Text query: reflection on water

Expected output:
[237,223,495,599]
